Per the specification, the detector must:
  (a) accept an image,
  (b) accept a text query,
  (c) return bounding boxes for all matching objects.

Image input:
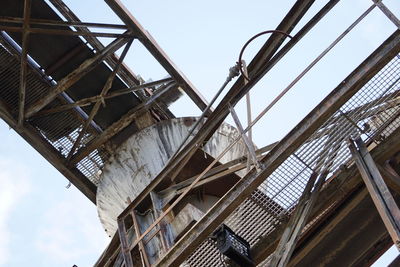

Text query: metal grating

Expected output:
[185,54,400,266]
[0,37,109,185]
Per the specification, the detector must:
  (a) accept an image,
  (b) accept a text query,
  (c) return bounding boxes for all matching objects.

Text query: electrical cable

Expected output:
[238,30,292,81]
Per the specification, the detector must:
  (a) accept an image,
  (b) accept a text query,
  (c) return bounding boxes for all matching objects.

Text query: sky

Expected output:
[1,0,400,266]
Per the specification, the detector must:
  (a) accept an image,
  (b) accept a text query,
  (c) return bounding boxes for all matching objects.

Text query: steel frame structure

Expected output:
[0,0,210,203]
[1,0,400,266]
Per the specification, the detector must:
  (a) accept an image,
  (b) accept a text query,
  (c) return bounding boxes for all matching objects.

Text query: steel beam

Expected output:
[110,0,317,232]
[94,233,121,267]
[251,121,400,265]
[49,0,142,89]
[155,30,400,266]
[0,25,134,38]
[270,172,326,267]
[349,137,400,250]
[0,16,127,29]
[0,100,96,203]
[104,0,210,114]
[70,82,176,165]
[25,35,130,118]
[229,105,260,170]
[18,0,31,126]
[31,78,173,118]
[372,0,400,29]
[158,143,276,201]
[287,187,370,267]
[66,40,133,160]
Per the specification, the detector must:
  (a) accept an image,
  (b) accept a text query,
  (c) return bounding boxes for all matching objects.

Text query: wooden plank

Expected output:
[94,232,121,267]
[349,137,400,250]
[155,30,400,266]
[149,191,169,251]
[25,35,130,118]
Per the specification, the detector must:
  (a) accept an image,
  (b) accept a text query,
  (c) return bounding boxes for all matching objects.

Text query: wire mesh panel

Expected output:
[185,54,400,266]
[0,37,109,185]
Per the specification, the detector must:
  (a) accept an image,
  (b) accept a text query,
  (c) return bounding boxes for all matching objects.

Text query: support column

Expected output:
[349,137,400,250]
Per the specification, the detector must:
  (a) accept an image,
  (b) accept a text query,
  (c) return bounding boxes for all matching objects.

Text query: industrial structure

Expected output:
[1,0,400,266]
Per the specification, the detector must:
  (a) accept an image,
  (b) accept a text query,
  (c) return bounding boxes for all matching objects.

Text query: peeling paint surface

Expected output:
[96,117,247,235]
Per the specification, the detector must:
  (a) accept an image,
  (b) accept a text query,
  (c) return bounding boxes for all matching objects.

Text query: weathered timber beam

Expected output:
[0,16,127,29]
[0,100,96,203]
[70,82,176,165]
[18,0,31,126]
[155,30,400,267]
[104,0,210,114]
[25,35,130,118]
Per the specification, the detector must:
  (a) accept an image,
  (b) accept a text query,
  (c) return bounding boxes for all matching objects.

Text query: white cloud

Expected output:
[0,159,31,265]
[35,188,109,265]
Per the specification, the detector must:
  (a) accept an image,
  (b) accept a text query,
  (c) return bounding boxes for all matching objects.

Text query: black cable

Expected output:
[238,30,293,81]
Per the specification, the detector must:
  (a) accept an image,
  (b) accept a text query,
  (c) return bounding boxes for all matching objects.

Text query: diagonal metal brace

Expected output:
[229,104,260,171]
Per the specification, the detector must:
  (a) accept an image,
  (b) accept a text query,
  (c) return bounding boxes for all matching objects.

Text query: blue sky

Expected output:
[1,0,400,266]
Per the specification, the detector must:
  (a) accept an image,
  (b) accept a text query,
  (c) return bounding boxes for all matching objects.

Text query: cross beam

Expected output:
[155,30,400,267]
[25,35,131,118]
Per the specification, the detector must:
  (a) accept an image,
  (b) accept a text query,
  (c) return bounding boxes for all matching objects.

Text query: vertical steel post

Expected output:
[349,137,400,250]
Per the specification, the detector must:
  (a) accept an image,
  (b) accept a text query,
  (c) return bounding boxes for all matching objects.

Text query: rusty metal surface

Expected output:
[1,0,400,266]
[0,0,198,201]
[156,31,400,266]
